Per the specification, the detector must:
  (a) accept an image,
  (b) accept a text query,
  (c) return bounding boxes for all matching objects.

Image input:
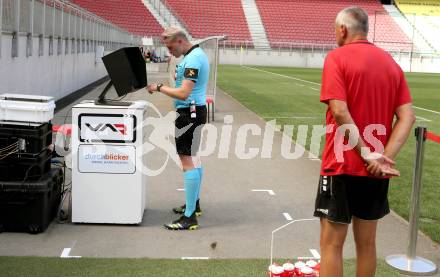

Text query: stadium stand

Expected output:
[68,0,413,51]
[255,0,411,51]
[163,0,252,43]
[71,0,163,36]
[396,0,440,16]
[395,0,440,52]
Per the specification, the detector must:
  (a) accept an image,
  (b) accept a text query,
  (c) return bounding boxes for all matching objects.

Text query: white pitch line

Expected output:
[181,257,210,260]
[242,66,321,87]
[283,213,293,221]
[244,66,439,117]
[60,248,81,259]
[415,116,432,122]
[310,87,319,91]
[310,249,321,259]
[262,116,318,119]
[252,189,275,195]
[295,83,305,87]
[413,106,440,115]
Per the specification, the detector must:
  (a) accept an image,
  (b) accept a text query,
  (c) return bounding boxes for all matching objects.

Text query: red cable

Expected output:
[426,132,440,144]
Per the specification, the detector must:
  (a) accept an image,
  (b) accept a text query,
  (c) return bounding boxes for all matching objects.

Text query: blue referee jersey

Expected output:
[174,44,210,109]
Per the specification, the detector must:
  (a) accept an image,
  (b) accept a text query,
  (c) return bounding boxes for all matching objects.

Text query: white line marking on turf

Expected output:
[252,189,275,195]
[283,213,293,221]
[310,249,321,259]
[413,106,440,115]
[181,257,210,260]
[243,66,440,117]
[310,87,319,91]
[60,248,81,259]
[415,116,432,122]
[262,116,318,119]
[295,83,305,87]
[242,66,321,88]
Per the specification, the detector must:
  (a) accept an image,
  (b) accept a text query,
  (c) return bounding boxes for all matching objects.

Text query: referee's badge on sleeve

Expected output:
[184,68,199,79]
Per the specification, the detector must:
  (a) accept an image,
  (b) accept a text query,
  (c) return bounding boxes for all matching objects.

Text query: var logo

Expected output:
[85,123,127,135]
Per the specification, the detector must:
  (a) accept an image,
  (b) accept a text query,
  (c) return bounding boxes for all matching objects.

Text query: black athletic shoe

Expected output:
[172,199,202,217]
[164,212,199,231]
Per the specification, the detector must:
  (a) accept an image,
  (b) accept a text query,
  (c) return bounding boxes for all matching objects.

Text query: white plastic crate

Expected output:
[0,94,55,123]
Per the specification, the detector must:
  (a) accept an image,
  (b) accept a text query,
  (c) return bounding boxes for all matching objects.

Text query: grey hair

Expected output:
[335,7,369,35]
[162,27,188,41]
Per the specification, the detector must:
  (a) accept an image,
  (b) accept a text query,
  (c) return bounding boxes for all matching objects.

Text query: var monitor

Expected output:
[96,47,147,105]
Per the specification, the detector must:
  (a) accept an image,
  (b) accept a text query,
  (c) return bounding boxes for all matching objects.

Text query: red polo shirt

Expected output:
[320,40,412,177]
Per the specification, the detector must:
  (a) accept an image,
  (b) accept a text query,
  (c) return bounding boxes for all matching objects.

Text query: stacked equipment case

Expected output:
[0,94,61,234]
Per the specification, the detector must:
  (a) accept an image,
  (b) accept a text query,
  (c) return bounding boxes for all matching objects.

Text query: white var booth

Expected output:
[71,101,147,224]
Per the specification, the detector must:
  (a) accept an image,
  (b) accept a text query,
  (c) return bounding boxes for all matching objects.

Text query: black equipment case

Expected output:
[0,168,63,234]
[0,122,52,181]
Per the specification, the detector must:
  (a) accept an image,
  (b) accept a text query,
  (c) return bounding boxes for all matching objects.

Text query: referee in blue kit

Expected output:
[147,27,209,231]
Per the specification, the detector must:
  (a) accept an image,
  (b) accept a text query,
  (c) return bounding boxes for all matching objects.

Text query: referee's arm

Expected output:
[147,80,194,100]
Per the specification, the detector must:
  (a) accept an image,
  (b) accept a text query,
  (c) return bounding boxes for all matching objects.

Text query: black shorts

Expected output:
[313,175,390,224]
[175,106,207,156]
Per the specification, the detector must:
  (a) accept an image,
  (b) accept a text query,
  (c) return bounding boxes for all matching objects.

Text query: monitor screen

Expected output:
[102,47,148,97]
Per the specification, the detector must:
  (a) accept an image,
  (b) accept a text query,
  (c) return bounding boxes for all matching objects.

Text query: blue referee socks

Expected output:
[184,168,201,217]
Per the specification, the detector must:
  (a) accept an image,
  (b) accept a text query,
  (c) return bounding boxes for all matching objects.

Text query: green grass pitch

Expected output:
[0,65,436,277]
[0,257,401,276]
[218,64,440,244]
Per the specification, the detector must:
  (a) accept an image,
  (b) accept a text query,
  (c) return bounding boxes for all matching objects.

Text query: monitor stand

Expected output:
[94,81,132,106]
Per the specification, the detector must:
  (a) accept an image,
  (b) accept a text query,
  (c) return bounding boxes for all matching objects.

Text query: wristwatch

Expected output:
[157,83,164,92]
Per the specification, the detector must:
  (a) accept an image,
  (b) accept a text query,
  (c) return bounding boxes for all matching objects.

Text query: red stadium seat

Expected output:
[71,0,163,36]
[164,0,252,44]
[255,0,412,51]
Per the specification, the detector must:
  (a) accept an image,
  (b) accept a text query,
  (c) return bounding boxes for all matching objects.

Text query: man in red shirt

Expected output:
[314,7,415,277]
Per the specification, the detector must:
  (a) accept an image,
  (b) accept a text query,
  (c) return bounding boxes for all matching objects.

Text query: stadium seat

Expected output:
[255,0,412,51]
[395,0,440,52]
[71,0,163,36]
[396,0,440,16]
[164,0,252,44]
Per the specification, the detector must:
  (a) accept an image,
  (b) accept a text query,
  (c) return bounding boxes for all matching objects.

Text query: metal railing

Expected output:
[147,0,179,28]
[0,0,141,58]
[219,38,440,58]
[145,0,193,40]
[221,39,337,55]
[141,3,439,55]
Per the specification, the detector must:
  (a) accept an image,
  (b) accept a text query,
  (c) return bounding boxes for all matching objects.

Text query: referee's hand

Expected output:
[147,83,157,94]
[364,153,400,177]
